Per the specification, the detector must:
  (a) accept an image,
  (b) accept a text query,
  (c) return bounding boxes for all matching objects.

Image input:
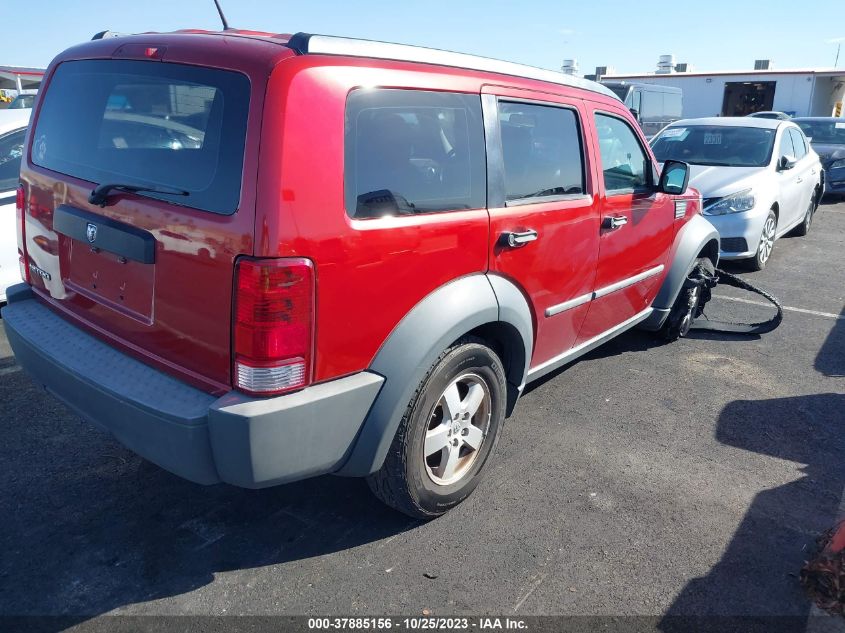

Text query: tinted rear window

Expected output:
[345,89,486,218]
[31,60,250,215]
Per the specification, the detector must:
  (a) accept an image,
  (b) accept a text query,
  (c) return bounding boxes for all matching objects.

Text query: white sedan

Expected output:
[0,108,31,302]
[651,117,824,270]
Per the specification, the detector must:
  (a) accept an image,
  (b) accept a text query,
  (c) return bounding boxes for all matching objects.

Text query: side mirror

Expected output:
[658,160,690,195]
[629,108,640,121]
[779,155,797,171]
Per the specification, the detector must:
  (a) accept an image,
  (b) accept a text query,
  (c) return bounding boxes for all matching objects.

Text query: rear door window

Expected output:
[345,89,486,218]
[498,101,585,203]
[31,60,250,215]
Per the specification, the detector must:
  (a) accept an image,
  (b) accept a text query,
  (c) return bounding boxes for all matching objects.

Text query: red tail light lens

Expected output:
[15,184,24,214]
[233,257,315,396]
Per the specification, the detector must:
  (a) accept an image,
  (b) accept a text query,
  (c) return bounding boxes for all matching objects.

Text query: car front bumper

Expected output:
[1,284,384,488]
[701,203,770,260]
[825,165,845,195]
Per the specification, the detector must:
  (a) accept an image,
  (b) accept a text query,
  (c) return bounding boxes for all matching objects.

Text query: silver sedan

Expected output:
[652,117,824,270]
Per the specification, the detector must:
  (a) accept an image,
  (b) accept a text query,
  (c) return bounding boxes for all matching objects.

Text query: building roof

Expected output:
[0,66,44,77]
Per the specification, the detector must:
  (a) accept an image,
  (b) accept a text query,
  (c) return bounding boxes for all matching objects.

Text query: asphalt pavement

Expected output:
[1,199,844,630]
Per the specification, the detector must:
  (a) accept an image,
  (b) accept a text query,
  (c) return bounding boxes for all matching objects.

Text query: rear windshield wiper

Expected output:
[88,182,190,207]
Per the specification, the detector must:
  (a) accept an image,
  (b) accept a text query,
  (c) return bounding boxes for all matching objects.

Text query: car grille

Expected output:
[721,237,748,253]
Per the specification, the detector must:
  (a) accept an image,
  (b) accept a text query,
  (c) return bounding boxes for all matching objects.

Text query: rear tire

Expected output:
[367,337,507,519]
[792,198,815,237]
[747,210,777,271]
[662,257,715,342]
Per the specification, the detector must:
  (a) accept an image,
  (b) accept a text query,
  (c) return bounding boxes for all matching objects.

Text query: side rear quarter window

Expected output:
[498,101,585,204]
[344,89,486,219]
[594,113,650,194]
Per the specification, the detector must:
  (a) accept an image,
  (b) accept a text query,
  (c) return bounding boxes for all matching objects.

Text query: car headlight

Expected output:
[703,189,756,215]
[830,159,845,170]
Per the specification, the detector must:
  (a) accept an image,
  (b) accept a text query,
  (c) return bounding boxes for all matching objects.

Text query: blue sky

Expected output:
[7,0,845,75]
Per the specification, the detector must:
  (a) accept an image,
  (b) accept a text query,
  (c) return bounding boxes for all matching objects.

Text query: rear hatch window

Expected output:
[31,59,250,214]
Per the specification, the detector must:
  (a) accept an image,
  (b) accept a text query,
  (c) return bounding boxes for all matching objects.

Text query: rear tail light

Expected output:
[15,183,29,284]
[233,257,315,396]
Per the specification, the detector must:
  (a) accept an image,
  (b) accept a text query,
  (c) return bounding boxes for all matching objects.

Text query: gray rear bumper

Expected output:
[1,284,383,488]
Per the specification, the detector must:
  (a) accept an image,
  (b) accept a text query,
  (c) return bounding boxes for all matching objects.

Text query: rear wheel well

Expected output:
[464,321,527,416]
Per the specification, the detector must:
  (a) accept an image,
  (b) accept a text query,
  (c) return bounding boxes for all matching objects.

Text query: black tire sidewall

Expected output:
[404,344,506,515]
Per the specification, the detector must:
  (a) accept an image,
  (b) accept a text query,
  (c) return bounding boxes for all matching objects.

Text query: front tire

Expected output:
[367,337,507,519]
[748,210,777,271]
[662,257,715,342]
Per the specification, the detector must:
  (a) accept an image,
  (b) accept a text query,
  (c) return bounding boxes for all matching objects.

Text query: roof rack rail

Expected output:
[285,32,618,100]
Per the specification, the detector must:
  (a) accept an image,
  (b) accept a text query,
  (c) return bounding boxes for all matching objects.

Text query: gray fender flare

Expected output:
[641,214,720,331]
[336,273,533,477]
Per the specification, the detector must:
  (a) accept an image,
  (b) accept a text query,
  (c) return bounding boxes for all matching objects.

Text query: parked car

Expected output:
[651,117,822,270]
[3,30,719,519]
[8,94,36,110]
[792,117,845,199]
[601,81,683,139]
[0,109,31,302]
[747,111,791,120]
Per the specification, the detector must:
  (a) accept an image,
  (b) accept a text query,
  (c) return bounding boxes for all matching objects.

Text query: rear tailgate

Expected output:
[19,42,272,393]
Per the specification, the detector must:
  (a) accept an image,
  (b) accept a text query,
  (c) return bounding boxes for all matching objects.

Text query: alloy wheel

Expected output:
[423,373,491,486]
[758,216,777,265]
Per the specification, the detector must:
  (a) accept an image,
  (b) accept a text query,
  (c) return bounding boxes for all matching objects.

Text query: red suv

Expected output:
[3,30,718,518]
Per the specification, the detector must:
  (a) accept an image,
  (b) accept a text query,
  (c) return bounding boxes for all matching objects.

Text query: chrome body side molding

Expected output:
[593,264,665,300]
[544,265,665,318]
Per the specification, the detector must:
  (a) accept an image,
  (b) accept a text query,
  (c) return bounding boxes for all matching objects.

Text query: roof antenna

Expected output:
[212,0,232,30]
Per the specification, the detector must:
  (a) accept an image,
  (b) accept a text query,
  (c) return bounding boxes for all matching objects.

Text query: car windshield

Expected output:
[795,120,845,145]
[8,94,35,109]
[605,85,630,102]
[651,125,776,167]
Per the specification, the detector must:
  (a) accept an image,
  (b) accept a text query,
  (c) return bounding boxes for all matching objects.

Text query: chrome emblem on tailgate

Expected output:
[86,223,98,243]
[28,263,51,281]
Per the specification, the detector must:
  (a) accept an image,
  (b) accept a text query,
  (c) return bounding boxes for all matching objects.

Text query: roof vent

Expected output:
[675,62,690,73]
[656,54,675,74]
[754,59,772,70]
[561,59,579,75]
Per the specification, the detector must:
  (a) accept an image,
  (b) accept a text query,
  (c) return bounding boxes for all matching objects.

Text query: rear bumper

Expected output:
[1,285,384,488]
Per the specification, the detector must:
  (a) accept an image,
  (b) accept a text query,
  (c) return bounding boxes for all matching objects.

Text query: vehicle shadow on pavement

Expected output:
[658,390,845,632]
[815,305,845,378]
[0,361,419,627]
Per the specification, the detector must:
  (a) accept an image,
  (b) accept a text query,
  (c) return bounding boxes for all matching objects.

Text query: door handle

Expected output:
[602,215,629,230]
[503,230,538,247]
[796,177,803,183]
